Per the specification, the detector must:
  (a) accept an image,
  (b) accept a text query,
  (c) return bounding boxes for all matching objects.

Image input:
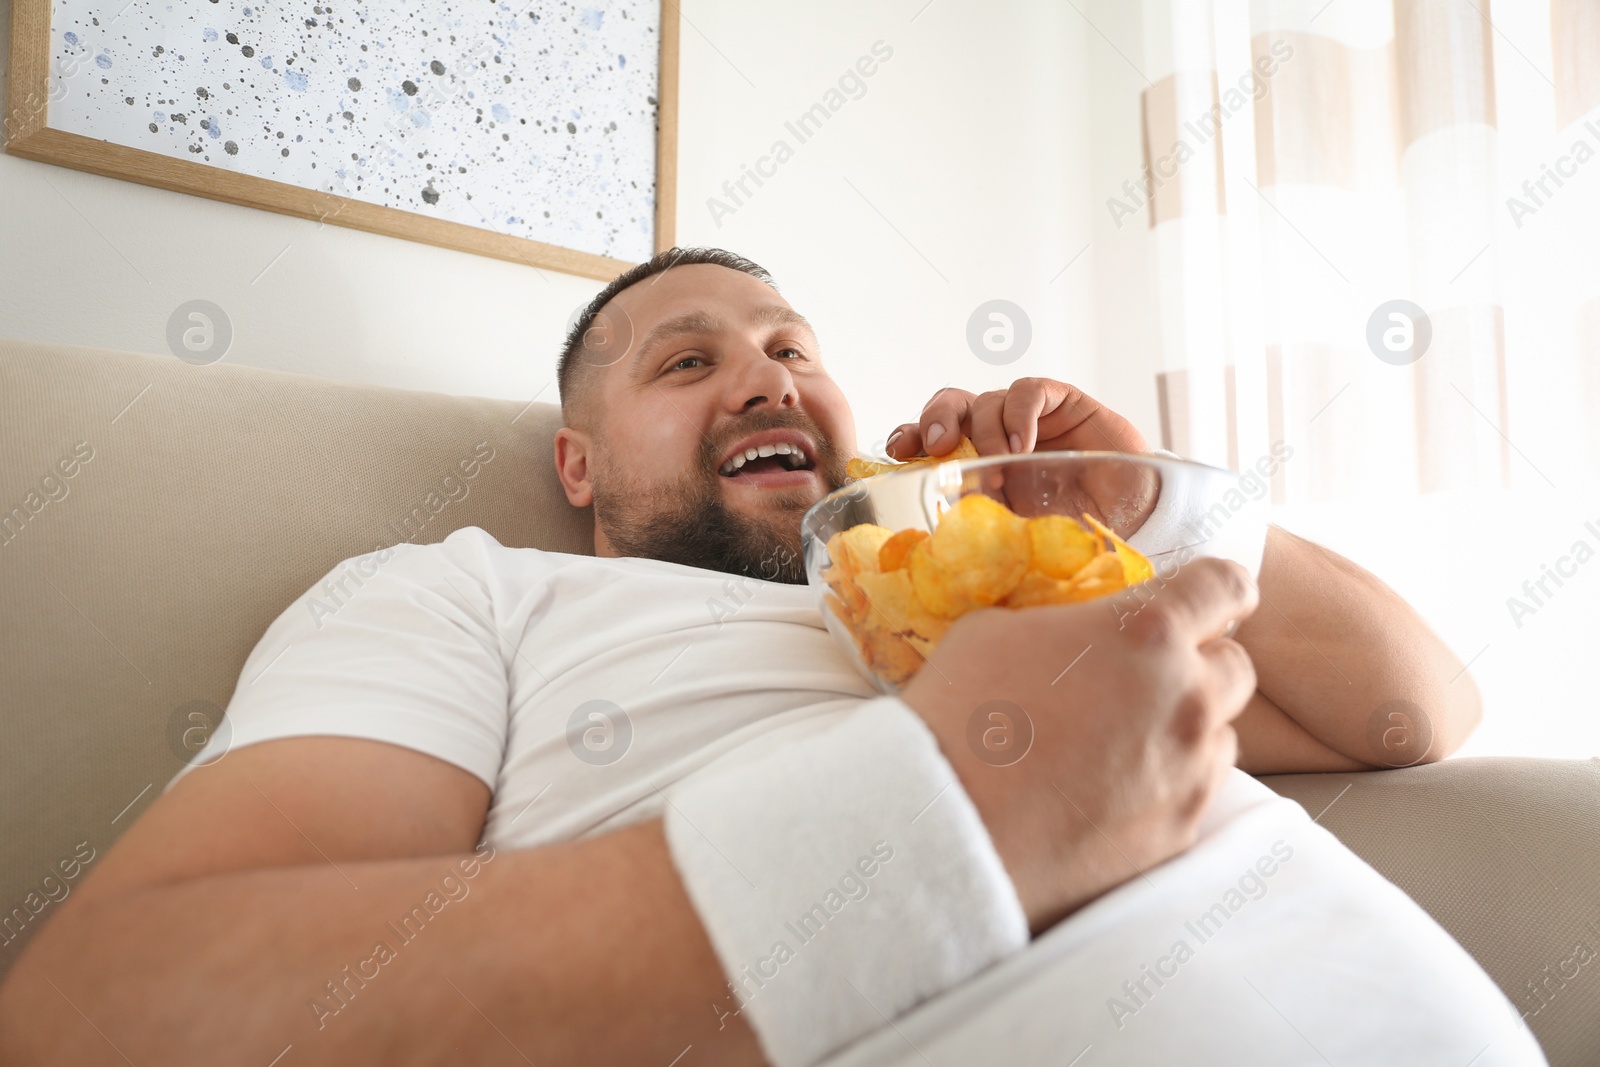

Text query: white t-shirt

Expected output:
[164,525,1546,1067]
[170,526,1034,1067]
[169,524,883,849]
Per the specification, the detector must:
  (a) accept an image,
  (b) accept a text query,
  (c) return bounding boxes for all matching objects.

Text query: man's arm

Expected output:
[0,737,767,1066]
[890,378,1483,776]
[1229,524,1482,774]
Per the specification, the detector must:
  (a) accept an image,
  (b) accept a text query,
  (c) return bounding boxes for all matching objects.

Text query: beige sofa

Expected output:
[3,336,1596,1063]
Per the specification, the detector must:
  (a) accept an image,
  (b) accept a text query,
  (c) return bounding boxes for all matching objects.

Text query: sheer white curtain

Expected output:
[1135,0,1599,503]
[1125,0,1600,757]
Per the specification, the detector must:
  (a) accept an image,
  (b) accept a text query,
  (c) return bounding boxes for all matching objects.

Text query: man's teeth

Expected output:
[720,442,809,475]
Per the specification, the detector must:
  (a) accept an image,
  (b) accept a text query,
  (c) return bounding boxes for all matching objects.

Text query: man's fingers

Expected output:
[1203,724,1239,812]
[966,391,1013,456]
[970,380,1078,456]
[919,388,977,456]
[1034,381,1151,454]
[894,379,1148,459]
[885,423,922,459]
[1000,380,1052,454]
[1197,637,1258,727]
[1127,558,1260,650]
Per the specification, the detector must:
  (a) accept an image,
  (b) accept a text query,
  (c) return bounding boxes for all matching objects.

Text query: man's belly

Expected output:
[816,770,1545,1067]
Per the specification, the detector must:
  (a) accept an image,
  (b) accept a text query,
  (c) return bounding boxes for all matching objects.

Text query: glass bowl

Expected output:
[801,451,1269,694]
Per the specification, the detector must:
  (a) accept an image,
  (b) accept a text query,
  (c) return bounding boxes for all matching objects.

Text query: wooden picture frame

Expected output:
[3,1,678,281]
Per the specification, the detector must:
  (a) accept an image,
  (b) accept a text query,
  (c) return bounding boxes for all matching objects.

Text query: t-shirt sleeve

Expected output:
[1126,447,1208,556]
[164,527,512,793]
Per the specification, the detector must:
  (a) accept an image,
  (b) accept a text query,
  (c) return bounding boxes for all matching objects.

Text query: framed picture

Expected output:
[3,1,678,280]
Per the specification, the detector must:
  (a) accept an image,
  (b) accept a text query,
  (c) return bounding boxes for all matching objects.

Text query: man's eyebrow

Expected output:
[630,310,719,371]
[630,305,817,372]
[750,304,815,335]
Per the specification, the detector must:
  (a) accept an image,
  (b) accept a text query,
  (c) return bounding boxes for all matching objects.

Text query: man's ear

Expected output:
[553,426,595,508]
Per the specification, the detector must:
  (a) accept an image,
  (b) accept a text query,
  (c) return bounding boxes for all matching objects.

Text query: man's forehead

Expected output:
[588,266,812,364]
[610,263,796,322]
[637,303,813,342]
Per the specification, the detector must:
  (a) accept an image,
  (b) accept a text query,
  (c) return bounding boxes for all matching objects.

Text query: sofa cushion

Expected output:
[0,337,591,975]
[1265,758,1600,1067]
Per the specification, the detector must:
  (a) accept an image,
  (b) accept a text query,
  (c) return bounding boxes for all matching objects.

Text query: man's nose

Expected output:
[726,352,798,413]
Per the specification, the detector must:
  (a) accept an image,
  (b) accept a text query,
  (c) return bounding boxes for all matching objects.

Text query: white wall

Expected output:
[0,0,1136,451]
[672,0,1109,451]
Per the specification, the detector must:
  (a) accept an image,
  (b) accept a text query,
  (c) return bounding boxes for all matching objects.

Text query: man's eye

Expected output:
[670,356,703,371]
[774,347,804,360]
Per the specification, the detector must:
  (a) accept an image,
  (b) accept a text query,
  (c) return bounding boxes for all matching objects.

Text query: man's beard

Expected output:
[590,410,850,584]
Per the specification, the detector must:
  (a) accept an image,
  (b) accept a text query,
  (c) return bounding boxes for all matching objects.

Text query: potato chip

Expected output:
[1027,515,1100,580]
[926,495,1030,576]
[855,569,952,642]
[1069,551,1126,586]
[827,576,866,619]
[1000,569,1074,609]
[908,495,1030,616]
[824,591,851,625]
[827,595,870,669]
[846,456,897,480]
[878,528,929,573]
[1002,551,1127,609]
[828,523,893,575]
[845,436,981,480]
[944,437,982,460]
[1069,577,1124,600]
[825,524,892,618]
[857,612,924,686]
[905,543,960,618]
[853,569,919,633]
[1080,513,1155,585]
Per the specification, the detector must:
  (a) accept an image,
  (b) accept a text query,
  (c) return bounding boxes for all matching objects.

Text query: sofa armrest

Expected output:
[1261,757,1600,1067]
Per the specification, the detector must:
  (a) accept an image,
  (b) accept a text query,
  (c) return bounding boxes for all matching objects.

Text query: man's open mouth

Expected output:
[717,433,817,481]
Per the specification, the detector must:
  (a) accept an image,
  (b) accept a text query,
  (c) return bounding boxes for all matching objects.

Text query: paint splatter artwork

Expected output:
[48,1,661,261]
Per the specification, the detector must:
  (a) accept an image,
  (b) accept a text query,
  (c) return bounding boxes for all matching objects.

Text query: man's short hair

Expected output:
[556,247,778,425]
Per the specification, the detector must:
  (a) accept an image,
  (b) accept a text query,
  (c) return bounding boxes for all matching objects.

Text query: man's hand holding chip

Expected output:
[882,378,1161,533]
[886,378,1151,460]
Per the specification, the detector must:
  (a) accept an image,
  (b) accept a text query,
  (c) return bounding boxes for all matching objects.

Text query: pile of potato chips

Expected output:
[824,442,1156,686]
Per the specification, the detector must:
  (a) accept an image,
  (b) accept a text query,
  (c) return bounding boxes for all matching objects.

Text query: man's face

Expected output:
[556,263,857,583]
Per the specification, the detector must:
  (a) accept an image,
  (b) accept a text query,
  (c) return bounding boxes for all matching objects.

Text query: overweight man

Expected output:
[0,248,1544,1065]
